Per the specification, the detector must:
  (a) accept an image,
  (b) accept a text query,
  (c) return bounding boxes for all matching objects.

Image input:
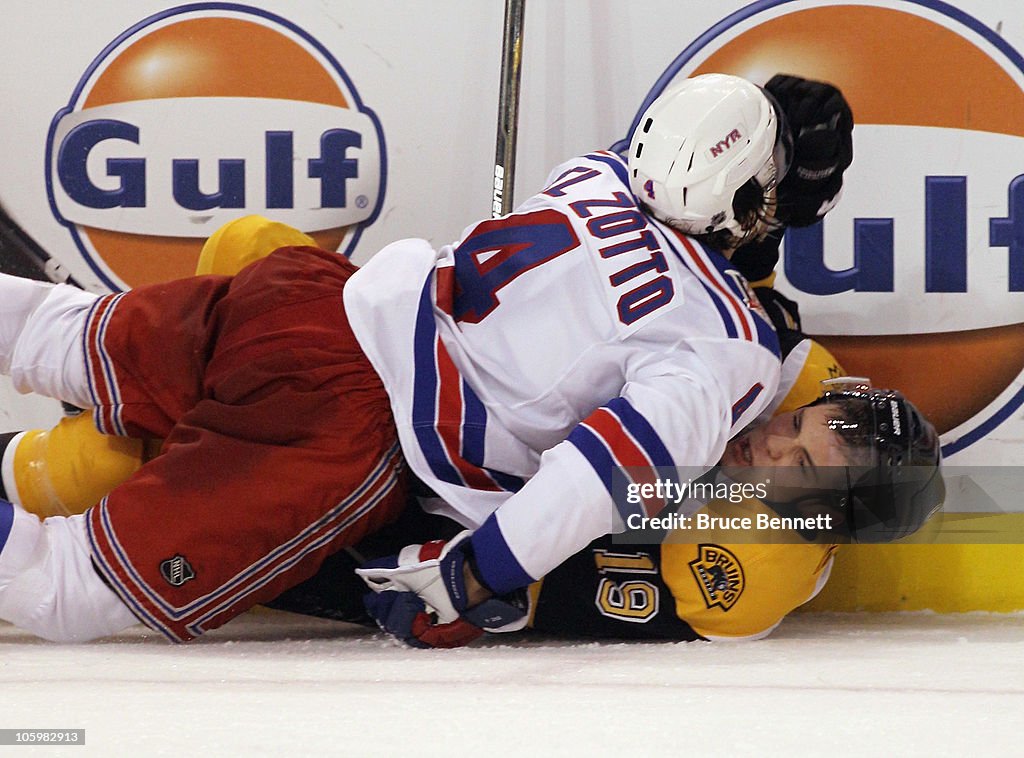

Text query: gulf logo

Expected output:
[618,0,1024,460]
[46,3,385,290]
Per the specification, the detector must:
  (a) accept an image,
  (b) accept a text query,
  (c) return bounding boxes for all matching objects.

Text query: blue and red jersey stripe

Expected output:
[568,397,676,521]
[412,273,525,494]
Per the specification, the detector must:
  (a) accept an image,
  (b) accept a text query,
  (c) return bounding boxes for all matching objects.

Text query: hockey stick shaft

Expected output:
[0,204,82,288]
[492,0,526,218]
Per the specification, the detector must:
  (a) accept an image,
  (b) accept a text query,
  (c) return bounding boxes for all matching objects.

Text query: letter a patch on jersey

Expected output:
[688,544,745,611]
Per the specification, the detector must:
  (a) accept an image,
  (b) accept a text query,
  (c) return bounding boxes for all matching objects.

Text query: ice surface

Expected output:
[1,610,1021,757]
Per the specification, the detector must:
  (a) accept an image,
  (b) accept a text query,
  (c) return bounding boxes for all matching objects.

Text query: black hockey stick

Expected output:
[0,203,82,287]
[492,0,526,218]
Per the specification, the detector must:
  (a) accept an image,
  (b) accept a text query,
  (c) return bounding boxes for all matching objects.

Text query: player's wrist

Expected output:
[462,555,494,607]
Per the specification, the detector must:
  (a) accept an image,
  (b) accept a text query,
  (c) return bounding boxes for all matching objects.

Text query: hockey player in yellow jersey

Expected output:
[528,348,872,639]
[513,246,945,641]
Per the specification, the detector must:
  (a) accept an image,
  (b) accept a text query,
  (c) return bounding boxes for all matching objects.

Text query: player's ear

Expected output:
[196,215,317,276]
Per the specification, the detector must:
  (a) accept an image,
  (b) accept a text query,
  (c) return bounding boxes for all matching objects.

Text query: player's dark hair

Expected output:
[812,397,876,463]
[697,177,779,253]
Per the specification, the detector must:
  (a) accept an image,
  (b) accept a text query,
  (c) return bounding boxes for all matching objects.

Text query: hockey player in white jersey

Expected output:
[353,74,858,645]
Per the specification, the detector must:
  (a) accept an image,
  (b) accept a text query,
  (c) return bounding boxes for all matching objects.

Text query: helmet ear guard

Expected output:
[843,461,946,543]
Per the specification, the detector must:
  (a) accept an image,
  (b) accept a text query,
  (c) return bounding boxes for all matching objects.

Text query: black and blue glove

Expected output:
[765,73,854,227]
[356,530,527,648]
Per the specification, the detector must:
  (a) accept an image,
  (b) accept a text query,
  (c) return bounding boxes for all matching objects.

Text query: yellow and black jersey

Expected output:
[265,495,836,641]
[528,510,835,641]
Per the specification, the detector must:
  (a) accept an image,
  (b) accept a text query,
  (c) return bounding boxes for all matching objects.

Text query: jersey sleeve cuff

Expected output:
[470,514,534,595]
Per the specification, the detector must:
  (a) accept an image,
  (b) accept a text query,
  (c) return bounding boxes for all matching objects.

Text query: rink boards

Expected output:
[807,513,1024,612]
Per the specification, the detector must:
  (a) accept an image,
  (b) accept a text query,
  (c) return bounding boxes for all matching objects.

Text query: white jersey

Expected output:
[344,152,781,594]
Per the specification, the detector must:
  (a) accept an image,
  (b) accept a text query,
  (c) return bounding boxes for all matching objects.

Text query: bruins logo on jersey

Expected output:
[688,544,745,611]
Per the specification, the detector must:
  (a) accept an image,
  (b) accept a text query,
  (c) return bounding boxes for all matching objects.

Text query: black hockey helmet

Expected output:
[806,379,944,543]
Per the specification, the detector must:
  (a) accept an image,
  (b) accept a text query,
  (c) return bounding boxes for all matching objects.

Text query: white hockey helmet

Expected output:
[627,73,789,240]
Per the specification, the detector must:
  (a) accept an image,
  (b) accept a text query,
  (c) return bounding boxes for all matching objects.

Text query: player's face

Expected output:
[720,405,857,497]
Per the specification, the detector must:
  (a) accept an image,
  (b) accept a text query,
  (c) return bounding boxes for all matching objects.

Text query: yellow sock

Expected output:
[7,415,144,518]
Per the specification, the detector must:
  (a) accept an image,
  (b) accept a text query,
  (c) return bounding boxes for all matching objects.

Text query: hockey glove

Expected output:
[765,74,854,227]
[356,530,528,648]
